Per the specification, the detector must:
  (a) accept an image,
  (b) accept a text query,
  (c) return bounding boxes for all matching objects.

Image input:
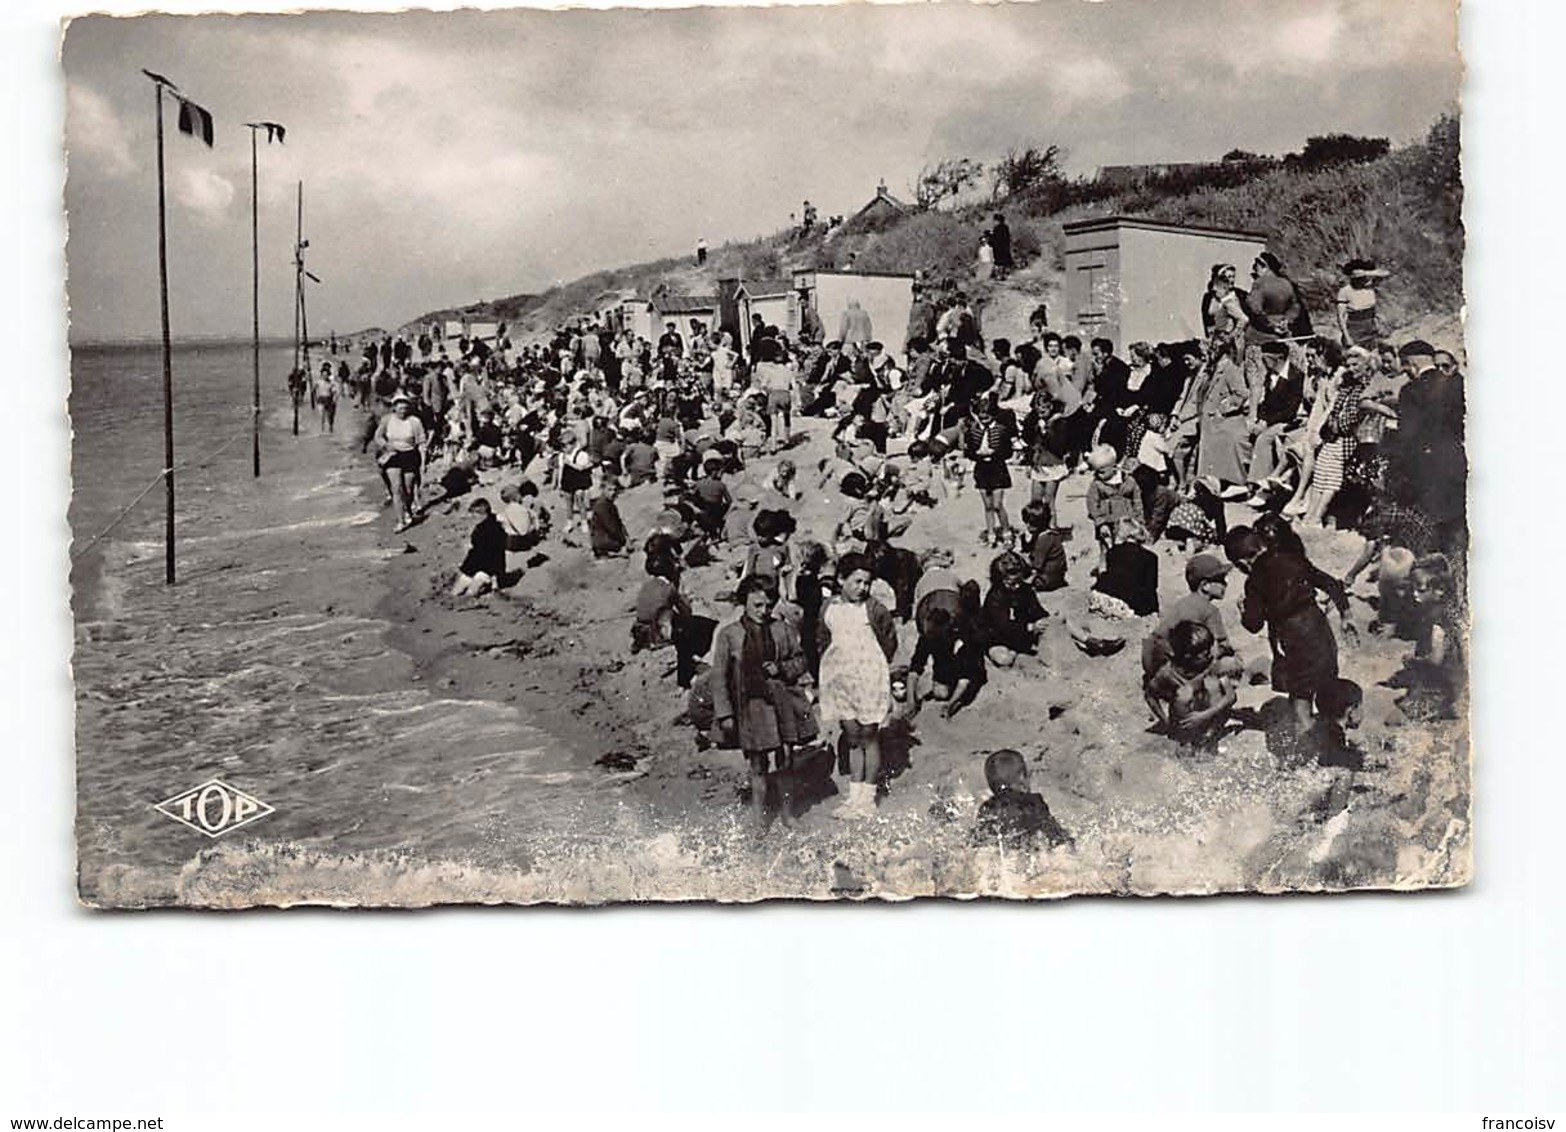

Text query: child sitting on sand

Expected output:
[690,451,733,542]
[1088,518,1160,619]
[743,508,797,602]
[762,458,803,502]
[1143,621,1238,756]
[971,749,1073,850]
[451,498,508,598]
[1019,500,1067,593]
[979,551,1049,668]
[587,480,628,558]
[1395,554,1464,722]
[632,546,689,653]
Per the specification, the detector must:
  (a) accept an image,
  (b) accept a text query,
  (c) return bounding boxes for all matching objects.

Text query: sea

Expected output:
[69,340,635,906]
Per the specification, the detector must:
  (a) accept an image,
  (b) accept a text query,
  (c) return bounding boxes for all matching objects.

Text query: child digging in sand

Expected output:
[1143,621,1239,756]
[971,749,1073,850]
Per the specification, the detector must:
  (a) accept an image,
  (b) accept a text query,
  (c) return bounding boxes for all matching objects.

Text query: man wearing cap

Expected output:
[1140,553,1244,680]
[1387,338,1466,549]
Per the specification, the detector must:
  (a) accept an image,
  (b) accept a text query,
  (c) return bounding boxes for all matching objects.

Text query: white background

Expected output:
[3,0,1562,1115]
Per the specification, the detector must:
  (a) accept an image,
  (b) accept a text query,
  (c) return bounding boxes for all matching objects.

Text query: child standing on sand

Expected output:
[1085,444,1141,574]
[817,552,898,820]
[711,575,816,831]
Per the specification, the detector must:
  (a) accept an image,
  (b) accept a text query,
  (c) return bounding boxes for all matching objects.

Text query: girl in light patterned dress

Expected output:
[817,553,898,819]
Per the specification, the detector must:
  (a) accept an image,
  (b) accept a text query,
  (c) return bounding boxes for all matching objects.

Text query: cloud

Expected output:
[175,167,235,222]
[66,83,135,176]
[1048,56,1131,106]
[1275,6,1346,66]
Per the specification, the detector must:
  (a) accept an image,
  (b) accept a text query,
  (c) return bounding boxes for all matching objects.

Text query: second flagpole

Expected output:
[250,124,260,478]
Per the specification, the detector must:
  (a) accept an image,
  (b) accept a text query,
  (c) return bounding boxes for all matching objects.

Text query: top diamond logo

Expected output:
[154,779,276,838]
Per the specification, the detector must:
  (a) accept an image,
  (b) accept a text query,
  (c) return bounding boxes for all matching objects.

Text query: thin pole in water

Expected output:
[152,77,176,585]
[249,125,261,477]
[292,179,303,437]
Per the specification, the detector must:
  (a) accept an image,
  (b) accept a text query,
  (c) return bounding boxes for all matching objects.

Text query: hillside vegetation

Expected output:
[406,115,1462,341]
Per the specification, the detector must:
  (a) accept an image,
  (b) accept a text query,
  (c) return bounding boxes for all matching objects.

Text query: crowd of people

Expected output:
[321,247,1467,843]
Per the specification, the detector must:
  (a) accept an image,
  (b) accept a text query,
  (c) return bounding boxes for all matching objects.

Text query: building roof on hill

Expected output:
[1061,214,1269,242]
[737,279,793,299]
[843,180,910,230]
[653,293,718,314]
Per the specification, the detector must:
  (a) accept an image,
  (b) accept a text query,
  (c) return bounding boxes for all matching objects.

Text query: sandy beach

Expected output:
[118,392,1464,907]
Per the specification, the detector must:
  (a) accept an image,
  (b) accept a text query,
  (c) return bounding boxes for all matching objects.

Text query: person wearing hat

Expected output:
[1141,552,1244,680]
[1336,258,1388,348]
[372,393,428,533]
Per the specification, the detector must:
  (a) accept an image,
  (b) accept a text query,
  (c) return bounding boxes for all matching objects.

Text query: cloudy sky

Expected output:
[62,0,1461,343]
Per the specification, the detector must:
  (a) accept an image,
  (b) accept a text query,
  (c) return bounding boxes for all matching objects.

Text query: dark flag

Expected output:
[176,98,214,146]
[259,121,285,144]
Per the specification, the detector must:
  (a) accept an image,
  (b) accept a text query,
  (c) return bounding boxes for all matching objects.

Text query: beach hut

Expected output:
[791,267,917,362]
[1060,215,1268,347]
[652,293,719,344]
[717,278,797,352]
[620,298,654,342]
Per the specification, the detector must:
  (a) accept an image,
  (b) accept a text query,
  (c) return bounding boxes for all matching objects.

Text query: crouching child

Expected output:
[1143,621,1238,756]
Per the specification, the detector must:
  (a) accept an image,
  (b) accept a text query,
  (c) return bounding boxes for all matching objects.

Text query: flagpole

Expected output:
[249,125,261,478]
[293,179,302,437]
[299,182,312,382]
[153,78,176,586]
